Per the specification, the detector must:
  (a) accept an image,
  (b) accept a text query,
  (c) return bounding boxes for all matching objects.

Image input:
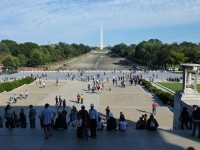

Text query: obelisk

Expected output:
[100,24,103,50]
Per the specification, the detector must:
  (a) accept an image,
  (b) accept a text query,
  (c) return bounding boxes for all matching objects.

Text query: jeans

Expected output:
[152,108,156,115]
[192,120,200,138]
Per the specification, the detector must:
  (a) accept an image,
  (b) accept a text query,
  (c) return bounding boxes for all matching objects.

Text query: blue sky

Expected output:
[0,0,200,46]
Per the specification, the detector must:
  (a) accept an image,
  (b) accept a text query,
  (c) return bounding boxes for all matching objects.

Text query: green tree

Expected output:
[19,42,39,57]
[2,55,20,70]
[18,54,28,66]
[0,42,9,53]
[1,39,19,56]
[27,50,44,67]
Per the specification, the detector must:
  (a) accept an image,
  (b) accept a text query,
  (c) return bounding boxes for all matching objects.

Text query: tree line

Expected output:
[0,40,91,70]
[111,39,200,69]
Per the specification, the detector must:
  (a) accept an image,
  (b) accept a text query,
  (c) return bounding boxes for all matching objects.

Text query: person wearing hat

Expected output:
[89,103,98,138]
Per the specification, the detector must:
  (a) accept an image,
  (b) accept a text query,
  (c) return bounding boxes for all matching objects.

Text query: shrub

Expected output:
[140,79,174,107]
[0,77,34,93]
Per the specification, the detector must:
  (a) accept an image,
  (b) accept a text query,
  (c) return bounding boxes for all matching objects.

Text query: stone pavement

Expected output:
[0,80,199,150]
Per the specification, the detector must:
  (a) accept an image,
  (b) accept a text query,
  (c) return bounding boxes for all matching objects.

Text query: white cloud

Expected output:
[0,0,200,44]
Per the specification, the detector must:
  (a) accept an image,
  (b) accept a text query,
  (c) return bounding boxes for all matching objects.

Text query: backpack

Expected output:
[150,121,156,128]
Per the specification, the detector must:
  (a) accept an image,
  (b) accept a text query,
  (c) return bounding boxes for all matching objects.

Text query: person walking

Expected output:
[25,90,28,99]
[152,101,159,115]
[29,105,36,128]
[38,103,56,139]
[89,104,98,138]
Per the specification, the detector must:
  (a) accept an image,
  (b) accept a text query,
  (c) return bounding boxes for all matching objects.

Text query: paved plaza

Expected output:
[0,72,199,150]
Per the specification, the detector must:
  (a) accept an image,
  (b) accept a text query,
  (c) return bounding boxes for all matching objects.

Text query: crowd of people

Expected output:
[0,103,129,140]
[8,90,29,104]
[167,77,180,82]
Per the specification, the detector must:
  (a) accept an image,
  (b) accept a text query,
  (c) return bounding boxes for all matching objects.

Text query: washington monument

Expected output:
[100,24,104,50]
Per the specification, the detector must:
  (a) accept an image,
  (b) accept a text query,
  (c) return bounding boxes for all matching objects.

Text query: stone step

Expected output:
[0,127,199,150]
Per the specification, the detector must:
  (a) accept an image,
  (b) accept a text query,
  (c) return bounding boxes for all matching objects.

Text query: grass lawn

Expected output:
[157,82,200,93]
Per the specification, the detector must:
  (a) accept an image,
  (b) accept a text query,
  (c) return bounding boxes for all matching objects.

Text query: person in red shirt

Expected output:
[77,93,80,104]
[152,102,159,115]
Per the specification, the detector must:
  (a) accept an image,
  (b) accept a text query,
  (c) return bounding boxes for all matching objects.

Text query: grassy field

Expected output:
[157,82,200,93]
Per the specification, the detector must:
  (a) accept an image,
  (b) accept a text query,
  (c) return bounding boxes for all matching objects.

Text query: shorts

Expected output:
[43,124,52,128]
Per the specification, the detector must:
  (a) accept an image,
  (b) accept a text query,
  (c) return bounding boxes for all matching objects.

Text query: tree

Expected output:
[1,39,19,56]
[2,55,20,70]
[19,42,39,57]
[27,50,44,67]
[0,42,9,53]
[166,50,187,66]
[18,54,28,66]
